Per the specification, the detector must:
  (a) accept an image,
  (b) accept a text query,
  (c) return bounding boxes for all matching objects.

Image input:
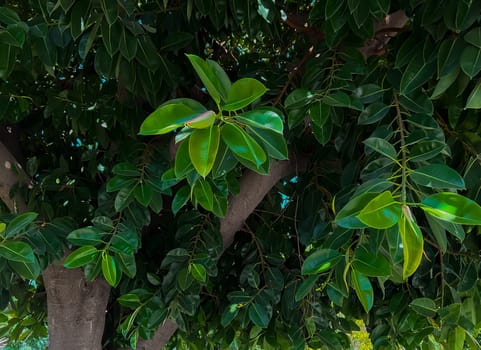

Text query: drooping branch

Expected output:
[136,154,308,350]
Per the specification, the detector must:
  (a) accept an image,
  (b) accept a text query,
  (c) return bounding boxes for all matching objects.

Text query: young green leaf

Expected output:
[236,109,284,134]
[64,246,99,268]
[350,269,373,312]
[223,78,267,111]
[102,253,118,286]
[139,104,196,135]
[301,248,341,275]
[193,178,214,211]
[117,293,141,308]
[221,123,266,167]
[336,192,379,229]
[184,110,215,129]
[358,191,401,229]
[186,54,222,104]
[189,125,220,177]
[420,192,481,225]
[399,206,424,279]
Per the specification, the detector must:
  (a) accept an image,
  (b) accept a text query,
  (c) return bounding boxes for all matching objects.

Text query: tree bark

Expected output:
[43,263,111,350]
[136,155,308,349]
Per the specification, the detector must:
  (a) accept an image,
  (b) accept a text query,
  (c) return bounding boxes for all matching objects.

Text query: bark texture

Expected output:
[136,156,307,349]
[43,263,111,350]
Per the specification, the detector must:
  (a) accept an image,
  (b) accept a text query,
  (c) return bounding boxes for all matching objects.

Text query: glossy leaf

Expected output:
[9,258,41,280]
[247,126,288,160]
[352,247,391,277]
[171,185,190,215]
[399,206,424,279]
[460,45,481,79]
[400,58,436,94]
[139,104,196,135]
[363,137,397,161]
[186,54,222,104]
[220,304,239,327]
[193,178,214,211]
[117,293,141,308]
[294,275,319,301]
[431,67,459,99]
[190,263,207,283]
[134,182,153,207]
[221,123,266,167]
[184,110,215,129]
[358,191,401,229]
[0,241,35,263]
[102,253,118,286]
[410,298,437,317]
[189,125,220,177]
[336,192,379,229]
[466,80,481,109]
[67,227,106,246]
[223,78,267,111]
[236,109,284,134]
[301,248,341,275]
[119,28,137,61]
[64,246,99,268]
[420,192,481,225]
[465,27,481,48]
[410,164,465,189]
[358,102,390,125]
[4,212,38,238]
[248,303,270,328]
[350,269,373,312]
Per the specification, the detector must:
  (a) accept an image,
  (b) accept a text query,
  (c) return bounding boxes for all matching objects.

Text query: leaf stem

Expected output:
[394,94,407,203]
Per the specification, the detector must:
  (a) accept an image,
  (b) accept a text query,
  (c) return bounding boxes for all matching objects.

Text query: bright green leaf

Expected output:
[102,253,118,286]
[221,123,266,167]
[139,104,196,135]
[420,192,481,225]
[0,241,35,263]
[186,54,222,104]
[336,192,379,229]
[190,263,207,283]
[189,125,220,177]
[301,248,341,275]
[64,246,99,268]
[399,206,424,279]
[223,78,267,111]
[184,110,215,129]
[236,109,284,134]
[350,269,373,312]
[358,191,401,229]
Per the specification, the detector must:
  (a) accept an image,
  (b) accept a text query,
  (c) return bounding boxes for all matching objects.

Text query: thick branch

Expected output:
[136,155,308,349]
[0,141,28,213]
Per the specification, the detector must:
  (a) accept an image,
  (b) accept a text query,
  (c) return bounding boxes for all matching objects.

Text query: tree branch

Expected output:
[136,154,308,349]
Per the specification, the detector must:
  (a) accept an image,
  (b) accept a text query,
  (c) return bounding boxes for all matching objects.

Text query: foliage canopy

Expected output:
[0,0,481,349]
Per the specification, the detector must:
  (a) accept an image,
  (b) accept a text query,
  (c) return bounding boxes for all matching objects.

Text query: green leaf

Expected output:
[248,303,270,328]
[160,32,194,51]
[352,247,391,277]
[236,109,284,134]
[110,226,139,255]
[0,43,16,79]
[437,38,463,76]
[112,163,140,177]
[190,263,207,283]
[175,140,194,178]
[363,137,397,161]
[0,7,20,25]
[100,0,119,25]
[466,80,481,109]
[117,293,141,308]
[101,19,121,56]
[431,67,460,99]
[9,258,41,280]
[119,28,137,61]
[301,248,341,275]
[409,298,438,317]
[221,123,266,167]
[447,326,466,350]
[309,101,330,127]
[358,191,401,229]
[336,192,379,229]
[323,91,361,110]
[116,252,136,278]
[139,104,196,135]
[184,110,215,129]
[353,84,385,103]
[223,78,267,111]
[410,164,465,189]
[465,27,481,48]
[294,275,319,301]
[247,126,288,160]
[102,253,118,286]
[399,206,424,279]
[399,91,433,114]
[5,212,38,238]
[186,54,222,104]
[0,241,35,263]
[220,304,239,327]
[134,182,153,207]
[350,269,373,312]
[189,125,220,177]
[358,102,390,125]
[409,141,445,162]
[67,227,106,246]
[193,178,214,211]
[400,58,436,94]
[172,185,190,215]
[420,192,481,225]
[64,246,99,268]
[460,45,481,79]
[325,0,344,19]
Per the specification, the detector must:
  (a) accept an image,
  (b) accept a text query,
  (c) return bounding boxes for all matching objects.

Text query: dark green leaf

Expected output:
[172,185,190,215]
[410,164,465,189]
[352,247,391,277]
[399,91,433,114]
[220,304,239,327]
[160,32,194,51]
[350,269,373,312]
[117,293,141,308]
[101,19,121,56]
[460,45,481,79]
[466,80,481,109]
[301,248,341,275]
[221,123,266,167]
[431,67,460,99]
[363,137,397,161]
[134,182,153,207]
[67,227,106,246]
[112,163,140,177]
[0,241,35,263]
[100,0,118,25]
[465,27,481,48]
[294,275,319,301]
[5,212,38,238]
[119,28,137,61]
[193,178,214,211]
[410,298,437,317]
[247,126,288,160]
[9,258,41,280]
[358,102,390,125]
[248,303,270,328]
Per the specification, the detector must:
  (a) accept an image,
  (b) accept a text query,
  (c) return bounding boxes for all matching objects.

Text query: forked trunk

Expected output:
[43,263,110,350]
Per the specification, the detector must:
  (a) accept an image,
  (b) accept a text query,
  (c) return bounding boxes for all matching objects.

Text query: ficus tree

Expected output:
[0,0,481,349]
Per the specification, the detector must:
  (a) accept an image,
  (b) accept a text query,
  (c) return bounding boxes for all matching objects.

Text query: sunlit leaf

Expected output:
[399,206,424,279]
[301,248,341,275]
[421,192,481,225]
[350,269,373,312]
[358,191,401,229]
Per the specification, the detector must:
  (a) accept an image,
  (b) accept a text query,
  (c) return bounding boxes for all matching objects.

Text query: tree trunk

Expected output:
[43,263,111,350]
